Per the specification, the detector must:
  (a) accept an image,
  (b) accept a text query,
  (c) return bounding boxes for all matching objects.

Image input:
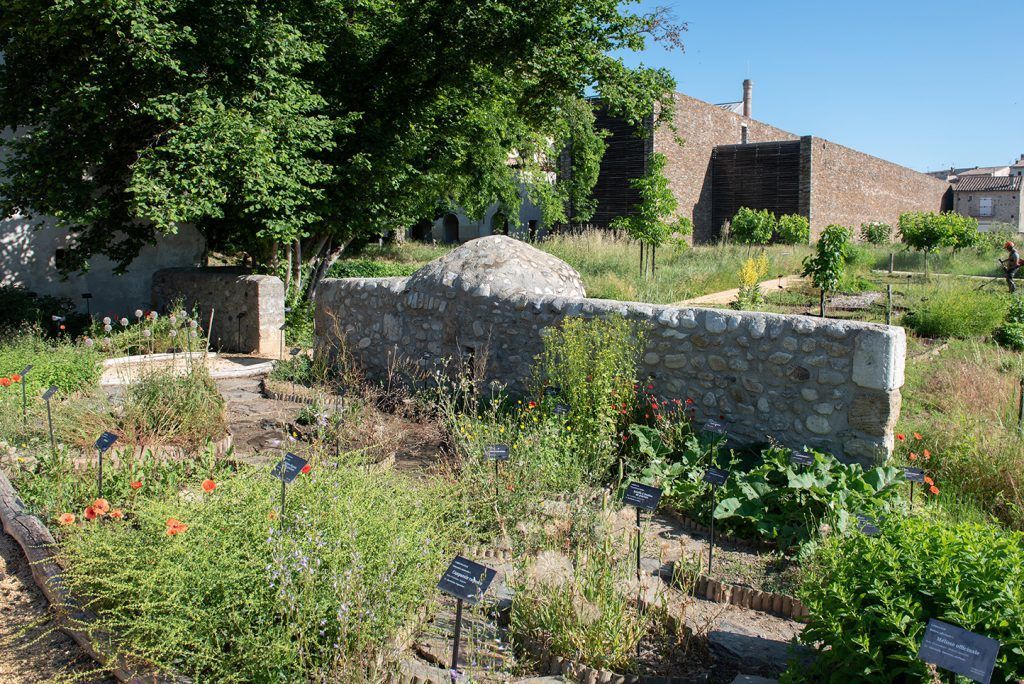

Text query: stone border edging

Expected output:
[259,378,345,409]
[674,562,807,622]
[0,467,191,683]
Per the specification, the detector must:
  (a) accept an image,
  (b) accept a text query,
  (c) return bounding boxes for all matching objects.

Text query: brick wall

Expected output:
[654,94,798,242]
[803,136,951,237]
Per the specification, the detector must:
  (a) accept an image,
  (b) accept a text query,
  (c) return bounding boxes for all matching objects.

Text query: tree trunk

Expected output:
[306,238,351,303]
[651,243,656,278]
[819,289,826,318]
[294,239,303,297]
[284,242,292,296]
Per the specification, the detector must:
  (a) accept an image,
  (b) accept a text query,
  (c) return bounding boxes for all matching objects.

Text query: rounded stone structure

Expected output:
[405,235,585,299]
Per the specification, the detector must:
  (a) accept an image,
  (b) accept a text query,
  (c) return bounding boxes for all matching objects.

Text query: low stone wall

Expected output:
[315,237,904,463]
[152,268,284,355]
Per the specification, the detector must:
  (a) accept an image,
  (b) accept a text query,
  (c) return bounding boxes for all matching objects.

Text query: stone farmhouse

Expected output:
[951,175,1022,232]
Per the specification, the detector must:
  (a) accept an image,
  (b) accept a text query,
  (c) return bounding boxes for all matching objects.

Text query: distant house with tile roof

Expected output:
[951,174,1023,232]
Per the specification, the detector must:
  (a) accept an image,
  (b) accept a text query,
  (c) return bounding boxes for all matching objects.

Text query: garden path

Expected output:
[673,275,804,308]
[0,528,114,684]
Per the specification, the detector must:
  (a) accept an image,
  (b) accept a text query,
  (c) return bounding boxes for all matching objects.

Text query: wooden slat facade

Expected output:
[711,141,803,231]
[588,108,649,227]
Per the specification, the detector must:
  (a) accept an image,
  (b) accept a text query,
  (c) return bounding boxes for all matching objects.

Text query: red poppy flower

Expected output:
[165,518,188,536]
[685,398,694,406]
[11,374,21,383]
[59,324,66,331]
[201,479,217,493]
[913,432,922,440]
[527,401,536,409]
[923,450,931,460]
[929,485,939,495]
[924,476,934,486]
[647,383,654,390]
[109,509,124,520]
[84,506,98,521]
[300,463,311,475]
[896,434,905,441]
[909,452,917,461]
[91,498,110,516]
[130,480,143,490]
[58,513,76,525]
[0,378,10,388]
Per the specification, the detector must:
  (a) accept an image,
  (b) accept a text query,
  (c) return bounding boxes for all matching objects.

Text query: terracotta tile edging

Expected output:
[674,561,808,622]
[0,467,192,683]
[259,378,345,409]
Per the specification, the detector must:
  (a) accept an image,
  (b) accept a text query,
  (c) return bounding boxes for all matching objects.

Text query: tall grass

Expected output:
[900,339,1024,529]
[538,231,813,304]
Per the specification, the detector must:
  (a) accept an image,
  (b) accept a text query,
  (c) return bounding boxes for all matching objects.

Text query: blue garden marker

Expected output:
[271,452,308,519]
[94,432,118,497]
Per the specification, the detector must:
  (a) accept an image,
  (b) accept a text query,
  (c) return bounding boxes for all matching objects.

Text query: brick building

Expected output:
[951,175,1022,232]
[585,81,952,242]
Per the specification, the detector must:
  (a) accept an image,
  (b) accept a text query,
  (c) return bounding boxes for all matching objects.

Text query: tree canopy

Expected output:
[0,0,683,296]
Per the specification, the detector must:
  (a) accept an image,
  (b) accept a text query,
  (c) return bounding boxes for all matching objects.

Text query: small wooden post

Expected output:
[1017,377,1024,434]
[886,284,893,325]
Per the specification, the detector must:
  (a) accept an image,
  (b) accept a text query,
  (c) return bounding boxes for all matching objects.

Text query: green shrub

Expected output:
[328,259,419,279]
[994,297,1024,351]
[535,315,644,471]
[859,221,891,245]
[776,214,810,245]
[58,464,458,682]
[903,289,1006,339]
[730,207,777,245]
[790,515,1024,683]
[118,366,227,449]
[899,211,980,273]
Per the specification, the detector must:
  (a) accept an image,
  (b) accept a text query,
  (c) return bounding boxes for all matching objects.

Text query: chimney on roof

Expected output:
[742,79,753,118]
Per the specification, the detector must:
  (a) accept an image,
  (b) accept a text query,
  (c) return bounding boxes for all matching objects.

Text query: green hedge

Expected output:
[328,259,418,279]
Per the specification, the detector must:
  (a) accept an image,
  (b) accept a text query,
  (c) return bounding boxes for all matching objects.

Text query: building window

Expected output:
[979,197,994,217]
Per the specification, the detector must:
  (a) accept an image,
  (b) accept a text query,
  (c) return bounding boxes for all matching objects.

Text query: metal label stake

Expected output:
[702,467,730,574]
[42,386,58,456]
[437,556,496,683]
[94,432,118,497]
[19,365,32,425]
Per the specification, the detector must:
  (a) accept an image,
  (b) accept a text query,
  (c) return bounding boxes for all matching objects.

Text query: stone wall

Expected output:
[803,136,952,237]
[152,268,284,355]
[315,237,905,464]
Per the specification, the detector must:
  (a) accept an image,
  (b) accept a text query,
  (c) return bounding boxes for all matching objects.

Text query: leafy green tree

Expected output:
[776,214,810,245]
[730,207,776,246]
[802,224,850,317]
[0,0,684,300]
[898,211,979,275]
[610,153,690,278]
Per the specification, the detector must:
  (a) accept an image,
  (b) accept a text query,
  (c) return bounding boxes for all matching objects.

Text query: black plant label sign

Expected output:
[543,386,560,398]
[904,467,926,483]
[42,386,58,401]
[917,619,1000,684]
[94,432,118,453]
[790,450,814,466]
[703,419,726,435]
[553,402,570,415]
[856,514,880,537]
[81,293,93,299]
[484,444,510,461]
[20,364,33,376]
[622,482,663,511]
[437,555,497,605]
[703,467,729,487]
[271,453,308,484]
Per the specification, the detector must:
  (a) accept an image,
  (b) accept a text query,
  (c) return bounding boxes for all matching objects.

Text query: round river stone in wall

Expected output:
[405,235,586,299]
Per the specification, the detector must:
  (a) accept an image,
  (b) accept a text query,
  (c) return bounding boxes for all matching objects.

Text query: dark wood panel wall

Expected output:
[711,141,803,232]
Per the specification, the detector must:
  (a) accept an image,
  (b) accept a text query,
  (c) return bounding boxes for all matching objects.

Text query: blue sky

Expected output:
[616,0,1023,172]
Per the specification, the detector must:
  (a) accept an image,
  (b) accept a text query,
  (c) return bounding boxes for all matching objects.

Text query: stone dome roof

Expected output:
[406,235,586,299]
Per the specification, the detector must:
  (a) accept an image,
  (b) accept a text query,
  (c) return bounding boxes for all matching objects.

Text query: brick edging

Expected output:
[662,507,782,554]
[674,561,808,621]
[259,378,345,409]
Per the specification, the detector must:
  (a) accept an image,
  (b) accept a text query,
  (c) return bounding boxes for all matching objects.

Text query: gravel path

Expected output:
[0,528,114,684]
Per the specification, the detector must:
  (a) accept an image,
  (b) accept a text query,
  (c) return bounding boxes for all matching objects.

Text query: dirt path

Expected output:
[0,529,114,684]
[673,275,804,308]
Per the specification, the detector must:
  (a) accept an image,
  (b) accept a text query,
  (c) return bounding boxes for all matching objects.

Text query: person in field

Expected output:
[1001,241,1022,293]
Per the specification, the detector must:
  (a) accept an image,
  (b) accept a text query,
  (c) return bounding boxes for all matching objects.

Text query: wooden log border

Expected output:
[672,561,808,622]
[259,378,345,409]
[0,467,191,683]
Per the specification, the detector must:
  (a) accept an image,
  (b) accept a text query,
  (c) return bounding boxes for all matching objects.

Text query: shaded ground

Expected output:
[0,529,114,684]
